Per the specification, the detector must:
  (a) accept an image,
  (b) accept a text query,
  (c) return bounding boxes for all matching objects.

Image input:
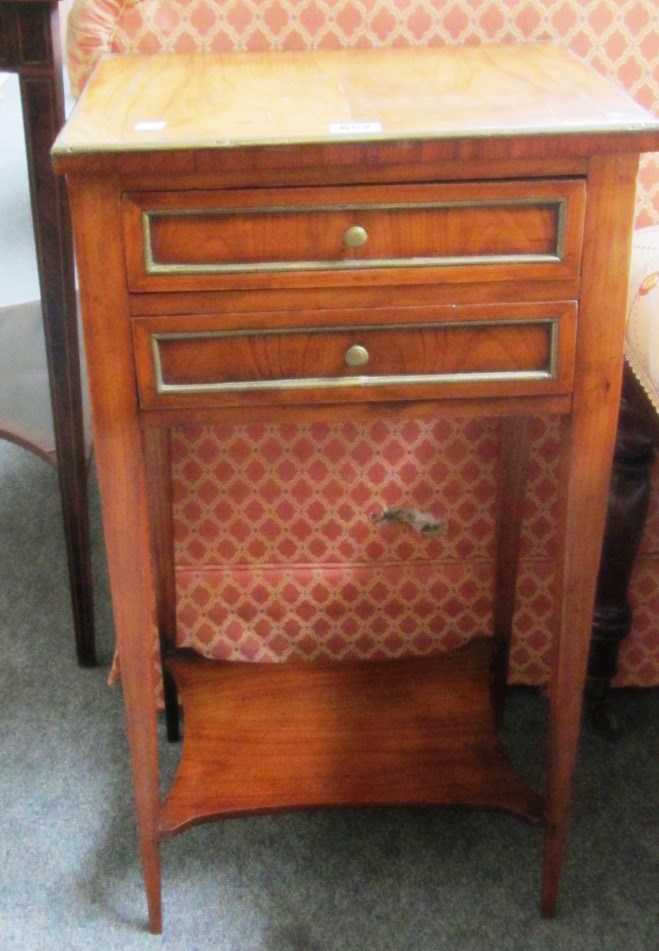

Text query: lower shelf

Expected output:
[160,638,543,836]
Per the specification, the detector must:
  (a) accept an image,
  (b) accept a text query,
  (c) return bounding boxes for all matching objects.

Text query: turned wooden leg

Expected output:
[588,367,655,732]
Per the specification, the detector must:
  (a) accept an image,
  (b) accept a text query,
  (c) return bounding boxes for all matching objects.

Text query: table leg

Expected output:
[67,174,164,932]
[144,427,181,742]
[492,416,531,728]
[14,1,95,666]
[541,154,639,916]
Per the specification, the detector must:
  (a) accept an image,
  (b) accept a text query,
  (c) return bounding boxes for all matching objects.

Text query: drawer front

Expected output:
[123,180,585,293]
[133,302,576,409]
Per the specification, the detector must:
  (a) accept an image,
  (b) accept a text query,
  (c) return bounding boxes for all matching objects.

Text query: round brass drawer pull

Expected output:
[343,225,368,249]
[345,344,370,368]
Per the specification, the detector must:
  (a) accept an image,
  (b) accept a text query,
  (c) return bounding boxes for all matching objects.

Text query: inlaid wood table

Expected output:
[53,44,659,933]
[0,0,95,665]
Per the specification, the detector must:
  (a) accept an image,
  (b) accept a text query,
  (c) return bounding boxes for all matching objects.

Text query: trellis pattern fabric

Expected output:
[171,417,560,683]
[66,0,659,685]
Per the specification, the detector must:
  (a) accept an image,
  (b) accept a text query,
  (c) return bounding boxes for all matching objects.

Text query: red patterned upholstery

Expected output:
[66,0,659,685]
[170,418,561,682]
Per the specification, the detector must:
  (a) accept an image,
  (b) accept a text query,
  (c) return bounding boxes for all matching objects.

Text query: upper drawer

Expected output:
[122,180,585,293]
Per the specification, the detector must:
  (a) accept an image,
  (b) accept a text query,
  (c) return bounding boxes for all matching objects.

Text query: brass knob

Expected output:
[343,225,368,249]
[345,344,369,368]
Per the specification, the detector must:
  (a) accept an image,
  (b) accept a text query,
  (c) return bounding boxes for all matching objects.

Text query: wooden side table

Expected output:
[54,45,659,933]
[0,0,95,665]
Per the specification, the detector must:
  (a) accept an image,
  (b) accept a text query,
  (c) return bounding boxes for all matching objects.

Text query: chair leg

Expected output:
[588,368,655,733]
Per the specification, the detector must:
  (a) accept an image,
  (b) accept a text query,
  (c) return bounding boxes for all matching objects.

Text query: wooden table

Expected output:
[0,0,95,665]
[53,44,659,933]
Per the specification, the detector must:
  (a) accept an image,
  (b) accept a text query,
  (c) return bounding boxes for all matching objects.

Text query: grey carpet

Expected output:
[0,438,657,949]
[0,71,657,950]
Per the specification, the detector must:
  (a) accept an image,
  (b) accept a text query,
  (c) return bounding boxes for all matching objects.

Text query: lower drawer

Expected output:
[132,302,576,409]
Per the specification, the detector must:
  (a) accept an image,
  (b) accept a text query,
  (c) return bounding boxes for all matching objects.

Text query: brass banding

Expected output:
[150,318,560,395]
[141,196,568,276]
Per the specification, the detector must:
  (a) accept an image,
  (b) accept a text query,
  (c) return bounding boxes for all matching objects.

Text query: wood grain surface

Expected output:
[54,44,658,156]
[161,640,543,835]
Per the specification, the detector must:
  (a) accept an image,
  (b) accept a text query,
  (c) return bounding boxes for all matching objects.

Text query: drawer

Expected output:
[123,180,585,293]
[133,302,577,410]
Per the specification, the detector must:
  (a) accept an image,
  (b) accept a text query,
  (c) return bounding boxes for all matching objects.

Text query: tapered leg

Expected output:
[541,154,639,917]
[144,427,181,742]
[492,416,531,728]
[99,434,164,933]
[16,1,95,666]
[542,413,619,917]
[67,176,164,932]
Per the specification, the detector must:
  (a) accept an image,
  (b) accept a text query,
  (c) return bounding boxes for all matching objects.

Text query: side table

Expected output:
[0,0,95,665]
[54,45,659,932]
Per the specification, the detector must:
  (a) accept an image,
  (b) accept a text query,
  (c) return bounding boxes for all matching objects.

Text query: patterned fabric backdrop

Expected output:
[67,0,659,684]
[171,416,565,683]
